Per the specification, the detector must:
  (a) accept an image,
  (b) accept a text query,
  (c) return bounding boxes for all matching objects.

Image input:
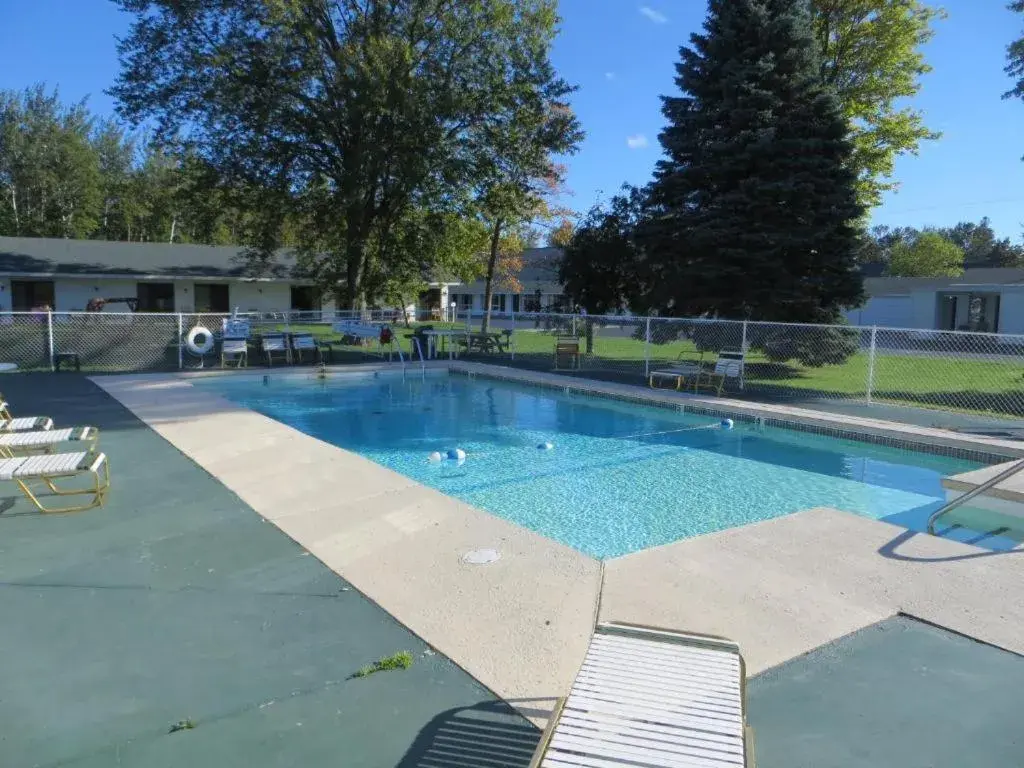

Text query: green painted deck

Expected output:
[748,615,1024,768]
[0,373,537,768]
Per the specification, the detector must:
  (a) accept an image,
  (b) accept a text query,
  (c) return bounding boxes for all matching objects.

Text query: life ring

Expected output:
[379,326,393,345]
[186,326,215,355]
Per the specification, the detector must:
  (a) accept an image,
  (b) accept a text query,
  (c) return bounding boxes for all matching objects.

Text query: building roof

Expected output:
[0,237,307,280]
[864,268,1024,296]
[443,247,564,290]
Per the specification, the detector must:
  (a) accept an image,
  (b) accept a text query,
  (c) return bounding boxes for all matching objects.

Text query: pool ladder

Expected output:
[927,458,1024,535]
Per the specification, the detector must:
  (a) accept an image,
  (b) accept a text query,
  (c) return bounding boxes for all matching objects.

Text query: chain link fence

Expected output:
[4,309,1024,421]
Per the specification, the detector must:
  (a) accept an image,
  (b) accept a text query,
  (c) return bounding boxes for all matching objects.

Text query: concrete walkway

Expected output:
[0,374,537,768]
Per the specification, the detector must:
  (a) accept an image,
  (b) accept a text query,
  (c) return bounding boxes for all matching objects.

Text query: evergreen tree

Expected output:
[642,0,864,323]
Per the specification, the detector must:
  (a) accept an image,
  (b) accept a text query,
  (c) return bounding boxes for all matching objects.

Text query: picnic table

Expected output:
[459,331,510,355]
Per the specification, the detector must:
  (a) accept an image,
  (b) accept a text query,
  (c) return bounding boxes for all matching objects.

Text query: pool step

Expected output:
[934,505,1024,551]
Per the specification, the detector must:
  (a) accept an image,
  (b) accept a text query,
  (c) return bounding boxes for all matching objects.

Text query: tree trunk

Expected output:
[482,218,503,335]
[10,187,19,235]
[344,237,365,310]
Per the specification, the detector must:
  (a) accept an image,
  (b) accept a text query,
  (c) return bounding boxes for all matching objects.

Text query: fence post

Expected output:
[866,326,877,403]
[740,320,748,390]
[177,313,184,370]
[510,308,516,360]
[644,316,652,377]
[46,311,55,371]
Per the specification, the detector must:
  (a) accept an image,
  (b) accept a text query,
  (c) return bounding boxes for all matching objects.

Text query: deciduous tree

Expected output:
[111,0,575,309]
[886,230,964,276]
[813,0,943,209]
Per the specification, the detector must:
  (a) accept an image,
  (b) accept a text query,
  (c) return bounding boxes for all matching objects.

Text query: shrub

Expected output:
[759,326,859,367]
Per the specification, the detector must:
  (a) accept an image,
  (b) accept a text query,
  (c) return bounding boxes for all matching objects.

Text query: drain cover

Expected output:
[462,548,501,565]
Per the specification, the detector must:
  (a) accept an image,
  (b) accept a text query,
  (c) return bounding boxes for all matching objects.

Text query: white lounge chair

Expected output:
[0,451,110,513]
[260,333,291,365]
[0,426,98,456]
[530,622,754,767]
[696,350,745,396]
[290,332,325,364]
[221,337,248,367]
[0,401,53,433]
[221,318,250,367]
[649,360,703,391]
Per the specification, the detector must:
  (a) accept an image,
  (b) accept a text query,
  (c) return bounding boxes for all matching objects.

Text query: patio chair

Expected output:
[0,400,54,433]
[554,336,581,370]
[0,426,98,457]
[529,622,754,768]
[260,333,291,365]
[649,360,704,391]
[695,349,745,396]
[290,332,327,364]
[221,336,248,368]
[0,450,110,513]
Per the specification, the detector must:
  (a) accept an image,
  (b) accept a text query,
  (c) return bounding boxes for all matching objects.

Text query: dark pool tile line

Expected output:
[452,368,1013,466]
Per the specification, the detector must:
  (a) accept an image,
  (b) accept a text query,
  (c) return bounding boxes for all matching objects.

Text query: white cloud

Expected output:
[605,71,616,81]
[639,6,668,24]
[626,134,649,149]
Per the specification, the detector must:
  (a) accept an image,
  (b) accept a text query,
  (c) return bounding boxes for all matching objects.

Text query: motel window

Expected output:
[452,293,473,310]
[490,294,506,312]
[194,283,230,313]
[136,282,175,312]
[10,280,55,311]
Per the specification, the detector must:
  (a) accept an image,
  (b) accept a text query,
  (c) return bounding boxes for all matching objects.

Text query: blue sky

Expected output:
[3,0,1024,238]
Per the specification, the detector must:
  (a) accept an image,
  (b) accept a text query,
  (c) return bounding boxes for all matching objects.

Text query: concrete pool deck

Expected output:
[0,374,537,767]
[92,366,1024,731]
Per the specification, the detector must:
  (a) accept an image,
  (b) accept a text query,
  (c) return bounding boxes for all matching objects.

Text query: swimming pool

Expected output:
[197,372,991,558]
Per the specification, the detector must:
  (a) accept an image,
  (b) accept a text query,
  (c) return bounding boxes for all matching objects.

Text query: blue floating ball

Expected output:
[537,442,554,451]
[721,418,734,430]
[447,448,466,461]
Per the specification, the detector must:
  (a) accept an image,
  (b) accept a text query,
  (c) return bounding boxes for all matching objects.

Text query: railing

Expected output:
[4,308,1024,422]
[926,459,1024,534]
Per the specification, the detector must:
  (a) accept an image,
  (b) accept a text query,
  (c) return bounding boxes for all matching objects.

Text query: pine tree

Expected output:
[643,0,864,323]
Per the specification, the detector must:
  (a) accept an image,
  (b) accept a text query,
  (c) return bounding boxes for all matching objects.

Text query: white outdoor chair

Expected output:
[530,622,754,767]
[0,451,110,513]
[0,400,53,433]
[0,426,98,456]
[260,333,291,365]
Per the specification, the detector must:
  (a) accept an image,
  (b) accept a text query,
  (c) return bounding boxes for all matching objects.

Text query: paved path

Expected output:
[0,373,537,768]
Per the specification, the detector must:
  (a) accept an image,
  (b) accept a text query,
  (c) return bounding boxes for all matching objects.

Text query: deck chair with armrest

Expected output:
[695,349,746,397]
[0,450,110,513]
[290,332,326,364]
[530,622,754,767]
[260,332,291,365]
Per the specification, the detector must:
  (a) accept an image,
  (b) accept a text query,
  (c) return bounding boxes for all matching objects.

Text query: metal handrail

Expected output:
[927,458,1024,534]
[411,336,426,373]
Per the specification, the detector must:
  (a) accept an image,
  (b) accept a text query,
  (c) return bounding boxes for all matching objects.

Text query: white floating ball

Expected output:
[428,451,443,463]
[447,448,466,461]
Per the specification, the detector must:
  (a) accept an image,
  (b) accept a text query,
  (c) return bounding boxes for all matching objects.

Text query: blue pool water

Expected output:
[197,372,989,558]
